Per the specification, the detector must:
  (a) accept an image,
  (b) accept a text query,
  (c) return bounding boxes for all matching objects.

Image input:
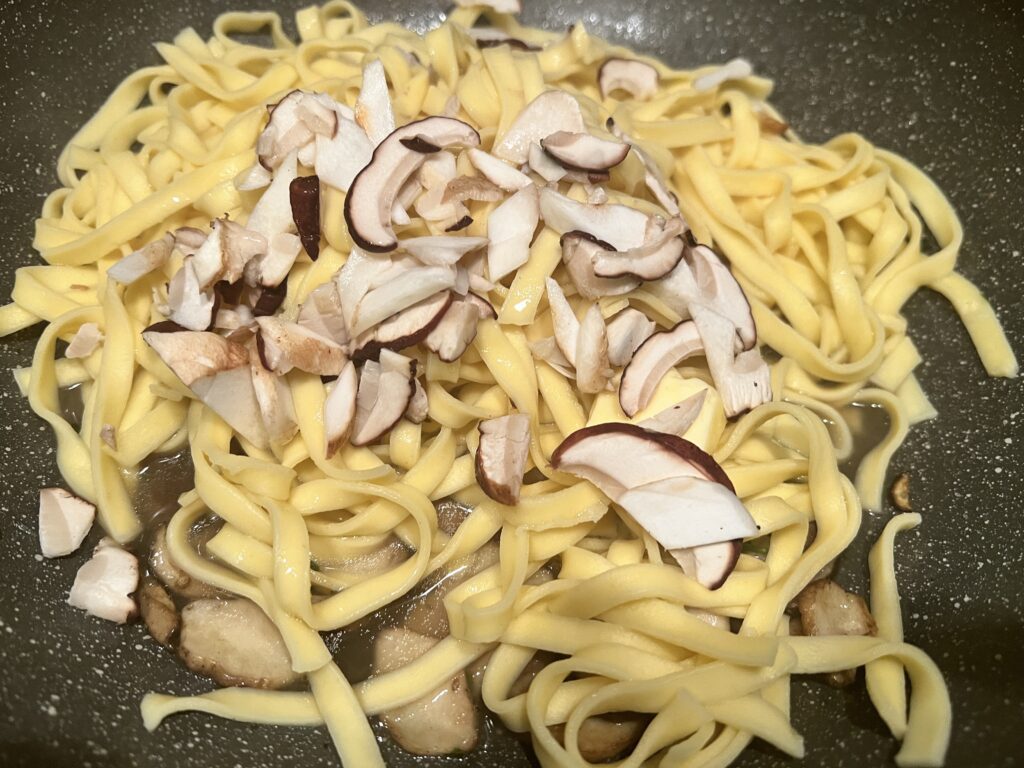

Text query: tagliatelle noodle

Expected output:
[2,2,1017,767]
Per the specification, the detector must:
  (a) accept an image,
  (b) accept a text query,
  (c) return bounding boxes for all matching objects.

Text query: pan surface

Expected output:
[0,1,1021,766]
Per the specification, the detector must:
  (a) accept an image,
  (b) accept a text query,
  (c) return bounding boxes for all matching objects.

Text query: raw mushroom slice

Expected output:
[561,231,640,300]
[351,350,416,446]
[191,219,266,290]
[592,219,687,281]
[38,488,95,558]
[173,226,208,257]
[528,142,570,183]
[315,105,375,192]
[401,236,488,266]
[252,278,289,317]
[467,147,532,191]
[606,118,680,216]
[250,348,298,445]
[297,280,349,347]
[689,305,771,417]
[414,152,472,232]
[606,308,656,367]
[164,259,216,331]
[487,184,540,281]
[138,578,178,647]
[178,598,300,689]
[108,233,173,284]
[539,187,650,251]
[344,117,481,253]
[541,131,630,173]
[529,337,576,378]
[355,59,396,146]
[352,291,453,362]
[598,58,660,100]
[246,153,302,287]
[637,389,708,436]
[235,163,273,192]
[544,277,580,366]
[257,90,338,171]
[693,58,754,92]
[65,322,103,359]
[255,316,347,376]
[290,174,321,260]
[466,292,496,319]
[443,175,504,205]
[67,539,139,624]
[618,321,704,417]
[349,262,457,337]
[669,541,743,590]
[475,413,531,505]
[492,90,586,164]
[324,360,358,458]
[425,297,484,362]
[688,244,756,351]
[575,304,613,393]
[405,378,429,424]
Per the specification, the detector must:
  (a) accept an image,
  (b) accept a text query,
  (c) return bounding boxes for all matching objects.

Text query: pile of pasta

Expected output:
[2,2,1017,767]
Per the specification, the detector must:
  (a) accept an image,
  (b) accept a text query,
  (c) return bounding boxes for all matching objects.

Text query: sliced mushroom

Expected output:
[297,280,349,347]
[561,231,640,300]
[606,308,655,368]
[467,147,532,191]
[108,233,173,285]
[637,390,707,436]
[191,219,267,291]
[164,259,216,331]
[315,104,375,192]
[250,347,298,445]
[404,543,500,638]
[373,627,479,755]
[252,277,289,317]
[890,473,911,512]
[258,90,338,171]
[544,277,580,366]
[796,579,877,685]
[606,119,680,216]
[527,142,570,183]
[668,540,743,590]
[425,297,484,363]
[349,260,457,337]
[256,316,347,376]
[405,378,429,424]
[475,413,531,505]
[618,321,704,417]
[592,219,687,281]
[246,152,302,286]
[689,304,771,418]
[179,598,299,689]
[529,337,576,378]
[444,175,504,205]
[352,291,453,362]
[235,163,273,192]
[598,58,660,101]
[575,304,613,394]
[401,236,488,267]
[551,716,647,763]
[355,59,396,146]
[539,188,650,251]
[65,322,103,359]
[487,184,539,281]
[324,361,358,458]
[687,244,756,351]
[149,526,219,600]
[351,350,416,446]
[492,91,586,164]
[692,58,754,92]
[414,151,471,231]
[290,175,321,260]
[345,117,481,253]
[67,539,138,624]
[541,131,629,173]
[139,578,178,647]
[38,488,95,558]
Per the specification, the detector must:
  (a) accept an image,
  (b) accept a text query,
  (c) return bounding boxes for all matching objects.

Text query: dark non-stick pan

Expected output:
[0,1,1021,766]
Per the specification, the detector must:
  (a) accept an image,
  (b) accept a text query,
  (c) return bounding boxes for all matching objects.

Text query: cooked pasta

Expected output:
[3,2,1017,768]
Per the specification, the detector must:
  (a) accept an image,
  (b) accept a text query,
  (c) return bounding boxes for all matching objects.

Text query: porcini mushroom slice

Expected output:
[67,539,138,624]
[688,244,756,351]
[606,119,680,216]
[250,349,298,445]
[551,716,647,763]
[355,59,396,146]
[475,413,531,505]
[606,308,656,367]
[575,304,613,394]
[149,526,219,600]
[350,262,457,337]
[258,90,338,171]
[164,259,216,332]
[315,106,375,192]
[689,305,771,418]
[544,277,580,366]
[108,233,173,285]
[669,540,743,590]
[492,91,585,164]
[425,298,483,363]
[324,360,358,458]
[593,220,687,281]
[637,389,708,436]
[561,232,640,300]
[235,163,273,192]
[401,236,488,267]
[351,350,415,446]
[191,219,266,291]
[297,280,349,347]
[467,148,532,191]
[178,598,300,689]
[345,117,481,253]
[173,226,208,257]
[352,291,453,361]
[65,322,104,359]
[618,321,704,417]
[444,175,504,205]
[539,188,650,251]
[541,131,629,173]
[373,627,479,756]
[38,488,95,558]
[139,578,178,647]
[290,175,321,260]
[256,316,347,376]
[487,184,540,281]
[598,58,660,100]
[527,142,569,183]
[405,378,429,424]
[693,58,754,92]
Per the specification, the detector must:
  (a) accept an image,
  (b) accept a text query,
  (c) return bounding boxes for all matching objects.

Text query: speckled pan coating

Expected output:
[0,1,1021,766]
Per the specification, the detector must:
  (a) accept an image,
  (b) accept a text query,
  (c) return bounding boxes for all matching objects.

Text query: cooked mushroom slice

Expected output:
[544,277,580,366]
[258,90,338,171]
[890,472,912,512]
[139,578,178,647]
[324,361,358,458]
[38,488,95,558]
[551,715,646,763]
[352,291,453,362]
[688,244,756,350]
[345,117,481,253]
[475,413,531,505]
[425,297,483,363]
[67,539,138,624]
[315,104,375,192]
[351,350,416,446]
[405,378,429,424]
[487,184,539,281]
[692,58,754,92]
[637,390,708,436]
[355,59,396,146]
[250,348,298,445]
[539,188,650,251]
[65,322,103,359]
[492,91,586,165]
[528,337,575,378]
[373,627,478,755]
[256,316,347,376]
[164,259,216,331]
[593,220,687,281]
[668,540,743,590]
[575,304,613,394]
[541,131,629,173]
[467,147,532,191]
[690,305,771,418]
[598,58,660,100]
[149,526,218,599]
[143,329,269,448]
[179,598,300,689]
[606,308,655,367]
[618,321,704,417]
[297,280,349,347]
[404,543,501,638]
[465,292,496,319]
[401,236,488,267]
[796,579,878,686]
[454,0,520,11]
[444,176,504,205]
[108,233,173,284]
[290,175,321,260]
[561,231,640,300]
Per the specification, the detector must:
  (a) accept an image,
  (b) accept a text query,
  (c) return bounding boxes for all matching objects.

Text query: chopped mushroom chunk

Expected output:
[355,59,396,146]
[618,321,704,417]
[149,527,219,600]
[598,58,660,100]
[108,234,173,285]
[492,91,586,164]
[139,578,178,647]
[67,538,139,624]
[796,579,878,687]
[38,488,95,558]
[890,473,912,511]
[256,316,347,376]
[487,184,540,282]
[475,413,531,505]
[351,350,416,445]
[541,131,629,173]
[64,323,104,359]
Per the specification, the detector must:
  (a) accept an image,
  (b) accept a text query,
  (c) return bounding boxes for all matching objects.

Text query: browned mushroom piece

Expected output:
[795,579,878,688]
[149,527,219,600]
[890,473,912,511]
[138,577,179,647]
[550,715,648,763]
[404,543,500,638]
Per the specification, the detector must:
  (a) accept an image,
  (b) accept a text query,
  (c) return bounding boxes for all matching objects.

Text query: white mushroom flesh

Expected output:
[487,184,539,281]
[475,413,531,505]
[38,488,95,558]
[67,539,139,624]
[65,322,104,359]
[492,91,586,164]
